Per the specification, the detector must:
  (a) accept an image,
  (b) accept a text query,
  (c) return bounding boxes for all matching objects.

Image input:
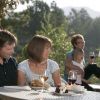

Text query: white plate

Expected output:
[73,89,87,94]
[4,86,31,91]
[31,87,44,90]
[52,91,84,96]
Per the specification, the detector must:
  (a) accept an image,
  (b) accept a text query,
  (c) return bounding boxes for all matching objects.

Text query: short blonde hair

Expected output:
[71,34,84,48]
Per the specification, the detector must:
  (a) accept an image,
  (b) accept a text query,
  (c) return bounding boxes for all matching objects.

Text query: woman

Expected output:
[18,35,61,87]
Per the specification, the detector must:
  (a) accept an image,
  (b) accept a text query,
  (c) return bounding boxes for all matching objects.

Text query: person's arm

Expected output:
[82,79,91,84]
[52,69,61,86]
[88,57,95,64]
[18,70,26,86]
[65,55,73,73]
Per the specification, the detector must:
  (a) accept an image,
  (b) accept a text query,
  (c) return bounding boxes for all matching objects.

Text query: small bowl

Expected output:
[73,85,85,93]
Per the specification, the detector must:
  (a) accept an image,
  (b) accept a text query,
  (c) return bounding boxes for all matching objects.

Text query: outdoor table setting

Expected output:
[0,85,100,100]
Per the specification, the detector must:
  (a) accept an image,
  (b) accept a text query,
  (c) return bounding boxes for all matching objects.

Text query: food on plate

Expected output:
[31,80,43,87]
[55,86,60,93]
[55,85,68,94]
[55,84,86,94]
[30,80,50,89]
[72,85,85,93]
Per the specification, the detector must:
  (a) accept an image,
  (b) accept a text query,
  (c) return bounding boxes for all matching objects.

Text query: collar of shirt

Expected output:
[0,58,9,66]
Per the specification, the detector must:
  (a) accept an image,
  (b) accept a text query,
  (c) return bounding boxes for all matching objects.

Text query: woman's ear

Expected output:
[74,43,78,48]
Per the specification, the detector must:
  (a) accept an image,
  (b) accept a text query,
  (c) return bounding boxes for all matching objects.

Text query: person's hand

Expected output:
[89,57,95,64]
[89,52,95,64]
[82,79,91,84]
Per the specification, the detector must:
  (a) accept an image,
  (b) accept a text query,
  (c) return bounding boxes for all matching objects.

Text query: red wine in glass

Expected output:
[89,52,95,59]
[90,55,95,59]
[68,78,76,85]
[68,70,77,85]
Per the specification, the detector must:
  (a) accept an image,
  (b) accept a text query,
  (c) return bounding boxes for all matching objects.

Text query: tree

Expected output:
[67,8,92,35]
[26,0,50,34]
[50,1,67,28]
[85,17,100,51]
[0,0,31,28]
[0,0,19,20]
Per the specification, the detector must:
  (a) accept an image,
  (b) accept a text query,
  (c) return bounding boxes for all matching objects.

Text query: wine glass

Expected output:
[89,51,95,59]
[40,70,48,92]
[89,52,95,64]
[68,70,77,85]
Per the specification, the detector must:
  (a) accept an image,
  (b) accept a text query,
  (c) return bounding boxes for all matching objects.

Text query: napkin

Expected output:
[4,86,31,91]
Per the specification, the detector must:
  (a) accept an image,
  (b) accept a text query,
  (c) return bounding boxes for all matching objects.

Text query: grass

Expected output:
[88,75,100,84]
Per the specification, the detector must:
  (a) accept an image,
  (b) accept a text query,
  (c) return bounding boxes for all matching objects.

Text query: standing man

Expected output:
[0,30,18,86]
[64,34,100,81]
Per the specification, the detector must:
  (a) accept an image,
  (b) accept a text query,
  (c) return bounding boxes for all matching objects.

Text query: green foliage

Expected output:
[85,18,100,51]
[67,8,92,35]
[96,57,100,67]
[26,0,50,34]
[96,50,100,66]
[0,0,18,20]
[19,0,29,4]
[88,75,100,84]
[50,4,66,28]
[16,44,29,63]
